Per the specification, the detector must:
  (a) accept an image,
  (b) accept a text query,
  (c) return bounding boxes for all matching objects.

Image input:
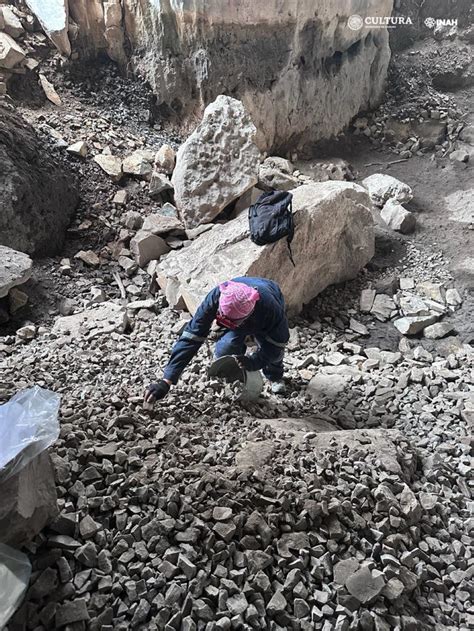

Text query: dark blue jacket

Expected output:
[163,277,289,384]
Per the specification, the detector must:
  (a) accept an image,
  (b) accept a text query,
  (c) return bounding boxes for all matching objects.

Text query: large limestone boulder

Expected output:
[172,96,261,228]
[0,106,78,256]
[65,1,391,152]
[0,246,32,299]
[0,452,58,547]
[157,181,374,314]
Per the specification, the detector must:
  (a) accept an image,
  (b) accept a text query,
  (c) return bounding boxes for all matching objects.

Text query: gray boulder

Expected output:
[0,106,78,256]
[172,96,261,228]
[157,181,374,314]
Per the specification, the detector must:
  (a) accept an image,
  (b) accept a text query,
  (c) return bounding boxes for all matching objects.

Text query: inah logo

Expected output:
[348,14,364,30]
[424,17,458,29]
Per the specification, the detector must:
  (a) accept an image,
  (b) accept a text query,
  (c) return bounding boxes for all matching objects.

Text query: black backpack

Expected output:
[248,191,295,265]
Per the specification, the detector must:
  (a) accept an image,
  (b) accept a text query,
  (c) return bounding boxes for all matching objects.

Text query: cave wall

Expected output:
[35,0,394,152]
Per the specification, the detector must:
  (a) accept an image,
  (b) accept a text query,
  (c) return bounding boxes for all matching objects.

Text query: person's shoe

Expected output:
[270,380,286,395]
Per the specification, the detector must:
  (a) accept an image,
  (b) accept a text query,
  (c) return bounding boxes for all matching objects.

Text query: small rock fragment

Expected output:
[67,141,87,158]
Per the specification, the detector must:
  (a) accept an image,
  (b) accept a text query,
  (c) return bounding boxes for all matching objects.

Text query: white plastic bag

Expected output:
[0,386,60,482]
[0,543,32,628]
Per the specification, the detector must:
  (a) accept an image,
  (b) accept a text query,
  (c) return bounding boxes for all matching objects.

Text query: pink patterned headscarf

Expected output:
[218,281,260,320]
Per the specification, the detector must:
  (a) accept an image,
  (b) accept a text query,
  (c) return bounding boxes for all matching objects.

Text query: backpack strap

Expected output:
[287,199,295,266]
[287,238,295,266]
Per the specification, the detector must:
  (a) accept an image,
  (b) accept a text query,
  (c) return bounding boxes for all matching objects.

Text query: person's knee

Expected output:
[215,334,245,358]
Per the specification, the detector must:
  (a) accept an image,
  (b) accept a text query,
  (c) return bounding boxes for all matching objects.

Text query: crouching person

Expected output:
[144,277,289,403]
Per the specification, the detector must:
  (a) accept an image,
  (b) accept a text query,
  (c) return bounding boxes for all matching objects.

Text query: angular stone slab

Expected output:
[380,199,416,234]
[172,96,261,228]
[0,452,58,547]
[362,173,413,207]
[52,302,128,339]
[446,188,474,224]
[0,32,26,69]
[308,429,415,477]
[157,181,374,315]
[0,246,32,299]
[25,0,71,56]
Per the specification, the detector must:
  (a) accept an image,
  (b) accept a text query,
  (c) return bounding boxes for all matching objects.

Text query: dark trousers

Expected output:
[215,330,284,381]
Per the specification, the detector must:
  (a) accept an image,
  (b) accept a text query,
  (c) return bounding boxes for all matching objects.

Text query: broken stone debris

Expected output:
[360,277,462,337]
[74,250,100,267]
[122,149,154,178]
[38,73,62,106]
[1,16,472,630]
[148,171,173,199]
[154,144,176,175]
[3,273,472,631]
[1,6,24,39]
[130,230,170,267]
[0,32,26,69]
[66,141,87,158]
[257,156,300,191]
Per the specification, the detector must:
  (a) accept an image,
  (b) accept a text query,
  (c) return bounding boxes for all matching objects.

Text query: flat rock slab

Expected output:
[307,372,352,401]
[52,302,128,339]
[158,181,374,315]
[446,188,474,224]
[0,452,58,547]
[0,246,32,298]
[309,429,413,477]
[258,416,338,442]
[235,440,275,470]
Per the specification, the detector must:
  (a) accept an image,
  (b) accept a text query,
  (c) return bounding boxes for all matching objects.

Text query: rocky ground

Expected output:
[1,20,473,631]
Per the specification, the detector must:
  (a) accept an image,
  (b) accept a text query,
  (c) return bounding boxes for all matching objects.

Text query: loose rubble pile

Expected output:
[351,27,474,163]
[2,242,472,630]
[1,6,472,630]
